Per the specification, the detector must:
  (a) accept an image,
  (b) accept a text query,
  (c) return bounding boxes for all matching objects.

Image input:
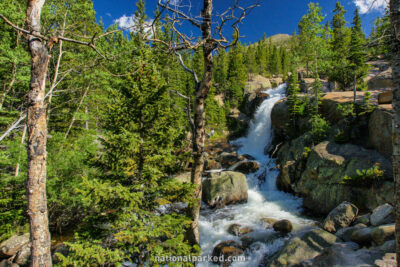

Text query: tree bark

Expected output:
[26,0,53,266]
[391,0,400,265]
[187,0,214,246]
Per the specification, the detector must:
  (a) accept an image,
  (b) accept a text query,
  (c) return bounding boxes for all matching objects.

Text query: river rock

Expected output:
[353,214,371,226]
[227,224,253,236]
[260,217,278,225]
[378,240,396,253]
[351,227,373,246]
[370,204,394,226]
[335,224,367,242]
[369,106,393,159]
[217,152,245,168]
[202,171,248,208]
[322,201,358,233]
[272,220,293,234]
[371,224,395,246]
[309,242,383,267]
[229,161,259,174]
[212,240,244,267]
[268,228,338,267]
[0,233,29,257]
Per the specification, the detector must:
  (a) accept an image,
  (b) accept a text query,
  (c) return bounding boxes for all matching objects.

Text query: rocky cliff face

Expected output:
[271,92,394,216]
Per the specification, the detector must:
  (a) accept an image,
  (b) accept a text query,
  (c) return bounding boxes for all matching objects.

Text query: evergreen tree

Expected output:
[287,68,301,125]
[227,41,247,107]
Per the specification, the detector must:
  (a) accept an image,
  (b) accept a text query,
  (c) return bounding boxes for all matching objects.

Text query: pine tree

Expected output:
[348,8,368,102]
[287,68,301,124]
[227,41,247,107]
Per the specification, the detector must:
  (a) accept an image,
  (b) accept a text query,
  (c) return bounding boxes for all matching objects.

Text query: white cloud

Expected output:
[353,0,388,14]
[114,14,154,34]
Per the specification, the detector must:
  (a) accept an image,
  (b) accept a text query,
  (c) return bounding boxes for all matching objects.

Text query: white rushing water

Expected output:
[198,83,313,266]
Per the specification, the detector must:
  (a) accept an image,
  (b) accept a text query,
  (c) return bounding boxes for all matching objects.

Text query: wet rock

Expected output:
[272,220,293,234]
[229,160,259,174]
[378,240,396,253]
[335,224,367,242]
[371,224,395,246]
[227,224,253,237]
[268,228,338,267]
[202,171,248,208]
[370,204,394,226]
[351,227,373,246]
[217,152,245,168]
[354,214,371,226]
[260,217,278,225]
[242,154,256,160]
[0,233,29,257]
[271,99,290,140]
[309,242,383,267]
[323,201,358,233]
[240,231,281,250]
[212,240,244,267]
[374,253,397,267]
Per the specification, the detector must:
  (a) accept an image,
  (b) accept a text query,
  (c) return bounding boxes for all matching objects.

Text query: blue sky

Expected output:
[92,0,387,44]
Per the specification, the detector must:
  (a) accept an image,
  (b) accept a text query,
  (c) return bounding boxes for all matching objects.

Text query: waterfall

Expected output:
[198,84,313,266]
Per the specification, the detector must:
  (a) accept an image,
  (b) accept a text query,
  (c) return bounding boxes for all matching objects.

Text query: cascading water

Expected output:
[199,84,313,266]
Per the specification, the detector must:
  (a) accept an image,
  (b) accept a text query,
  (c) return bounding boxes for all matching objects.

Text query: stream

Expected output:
[198,84,314,266]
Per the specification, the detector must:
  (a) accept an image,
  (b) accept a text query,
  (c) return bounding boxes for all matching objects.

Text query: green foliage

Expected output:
[341,164,384,186]
[287,70,301,123]
[309,115,330,143]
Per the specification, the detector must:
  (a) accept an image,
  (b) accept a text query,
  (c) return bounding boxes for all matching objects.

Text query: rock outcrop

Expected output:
[370,203,394,226]
[202,171,248,208]
[229,160,259,174]
[369,105,393,159]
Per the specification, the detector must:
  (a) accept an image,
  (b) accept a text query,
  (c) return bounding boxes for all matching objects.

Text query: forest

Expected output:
[0,0,398,266]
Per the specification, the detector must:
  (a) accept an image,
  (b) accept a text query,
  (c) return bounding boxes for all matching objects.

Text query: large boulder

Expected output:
[202,171,248,208]
[309,242,383,267]
[271,99,290,139]
[370,203,394,226]
[369,106,393,159]
[268,228,338,267]
[294,141,393,215]
[322,201,358,233]
[212,240,244,267]
[351,227,374,246]
[229,160,259,174]
[378,91,393,104]
[366,61,393,91]
[0,233,29,257]
[335,224,367,242]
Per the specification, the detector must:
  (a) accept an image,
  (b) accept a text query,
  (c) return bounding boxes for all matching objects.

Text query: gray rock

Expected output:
[227,224,253,237]
[354,214,371,226]
[15,242,31,265]
[229,160,260,174]
[351,227,373,246]
[378,240,396,253]
[268,228,338,267]
[336,224,367,242]
[202,171,248,208]
[370,204,394,226]
[371,224,395,246]
[323,201,359,233]
[310,242,383,267]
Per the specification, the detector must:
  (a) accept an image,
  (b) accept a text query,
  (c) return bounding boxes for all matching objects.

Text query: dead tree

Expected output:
[390,0,400,264]
[0,2,132,265]
[151,0,258,245]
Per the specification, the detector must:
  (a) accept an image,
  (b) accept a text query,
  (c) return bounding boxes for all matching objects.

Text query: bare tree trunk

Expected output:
[15,123,27,177]
[26,0,53,266]
[391,0,400,265]
[187,0,214,246]
[64,86,89,140]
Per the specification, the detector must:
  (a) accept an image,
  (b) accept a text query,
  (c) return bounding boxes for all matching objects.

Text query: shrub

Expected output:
[309,115,330,143]
[341,164,384,187]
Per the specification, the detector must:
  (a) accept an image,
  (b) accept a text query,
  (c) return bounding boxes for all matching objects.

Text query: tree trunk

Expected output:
[26,0,53,266]
[390,0,400,265]
[187,0,214,246]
